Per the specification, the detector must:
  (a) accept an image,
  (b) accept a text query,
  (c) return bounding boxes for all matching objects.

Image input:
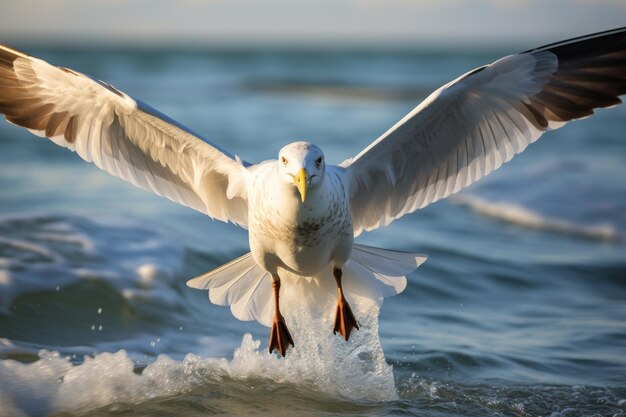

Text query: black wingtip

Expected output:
[522,26,626,55]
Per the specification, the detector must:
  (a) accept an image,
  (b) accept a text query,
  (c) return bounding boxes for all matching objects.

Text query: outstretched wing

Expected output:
[341,27,626,236]
[0,45,249,227]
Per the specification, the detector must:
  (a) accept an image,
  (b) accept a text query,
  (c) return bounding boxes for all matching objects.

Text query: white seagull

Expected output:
[1,28,625,356]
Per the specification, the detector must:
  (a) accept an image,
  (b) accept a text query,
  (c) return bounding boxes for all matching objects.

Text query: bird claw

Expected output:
[269,314,294,357]
[333,298,359,341]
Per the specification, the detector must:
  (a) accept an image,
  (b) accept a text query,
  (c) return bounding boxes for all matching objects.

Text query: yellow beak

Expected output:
[292,168,308,203]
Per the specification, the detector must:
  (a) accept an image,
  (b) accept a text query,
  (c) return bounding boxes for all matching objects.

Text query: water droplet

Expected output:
[91,325,95,331]
[97,308,102,314]
[98,325,102,331]
[55,286,60,291]
[178,326,183,331]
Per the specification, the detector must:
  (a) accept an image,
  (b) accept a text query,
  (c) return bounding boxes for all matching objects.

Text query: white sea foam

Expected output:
[452,195,626,242]
[0,214,184,312]
[0,296,396,417]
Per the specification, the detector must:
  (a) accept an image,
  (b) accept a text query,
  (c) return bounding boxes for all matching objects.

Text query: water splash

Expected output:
[0,298,396,417]
[233,295,398,401]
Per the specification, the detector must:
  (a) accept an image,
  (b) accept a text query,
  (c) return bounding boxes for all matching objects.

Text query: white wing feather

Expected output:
[341,27,626,236]
[0,45,249,227]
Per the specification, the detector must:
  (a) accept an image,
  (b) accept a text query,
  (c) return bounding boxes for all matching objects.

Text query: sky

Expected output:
[1,0,625,48]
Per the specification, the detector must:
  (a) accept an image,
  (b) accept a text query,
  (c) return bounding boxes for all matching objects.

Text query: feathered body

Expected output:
[248,155,353,278]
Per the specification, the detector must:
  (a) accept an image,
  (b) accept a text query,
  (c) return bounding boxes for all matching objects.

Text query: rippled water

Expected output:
[0,46,625,417]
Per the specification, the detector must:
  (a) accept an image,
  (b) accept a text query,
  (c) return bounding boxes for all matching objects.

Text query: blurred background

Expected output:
[1,2,625,416]
[2,0,626,48]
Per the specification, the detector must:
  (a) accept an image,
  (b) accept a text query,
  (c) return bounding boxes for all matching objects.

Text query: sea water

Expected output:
[0,46,625,416]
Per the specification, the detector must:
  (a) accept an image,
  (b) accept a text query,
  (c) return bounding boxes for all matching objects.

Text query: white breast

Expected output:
[247,164,352,277]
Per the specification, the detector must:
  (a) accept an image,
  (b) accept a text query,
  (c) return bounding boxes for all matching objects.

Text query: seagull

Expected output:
[1,28,625,356]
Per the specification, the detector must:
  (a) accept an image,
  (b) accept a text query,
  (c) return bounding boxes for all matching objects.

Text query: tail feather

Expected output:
[350,244,427,276]
[187,252,273,326]
[187,245,427,327]
[343,244,427,300]
[229,270,273,325]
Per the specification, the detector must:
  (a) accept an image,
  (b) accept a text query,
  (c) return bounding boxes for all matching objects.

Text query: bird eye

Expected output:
[316,156,323,167]
[281,157,288,165]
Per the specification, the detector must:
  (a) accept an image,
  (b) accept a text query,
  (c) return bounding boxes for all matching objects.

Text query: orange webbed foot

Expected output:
[333,297,359,341]
[269,313,294,357]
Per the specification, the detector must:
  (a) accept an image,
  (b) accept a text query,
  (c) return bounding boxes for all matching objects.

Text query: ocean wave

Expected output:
[452,195,626,242]
[0,214,184,312]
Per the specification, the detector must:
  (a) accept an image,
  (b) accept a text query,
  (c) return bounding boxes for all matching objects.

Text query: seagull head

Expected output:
[278,141,325,203]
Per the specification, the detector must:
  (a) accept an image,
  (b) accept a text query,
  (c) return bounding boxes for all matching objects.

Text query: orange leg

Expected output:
[268,278,294,356]
[333,267,359,341]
